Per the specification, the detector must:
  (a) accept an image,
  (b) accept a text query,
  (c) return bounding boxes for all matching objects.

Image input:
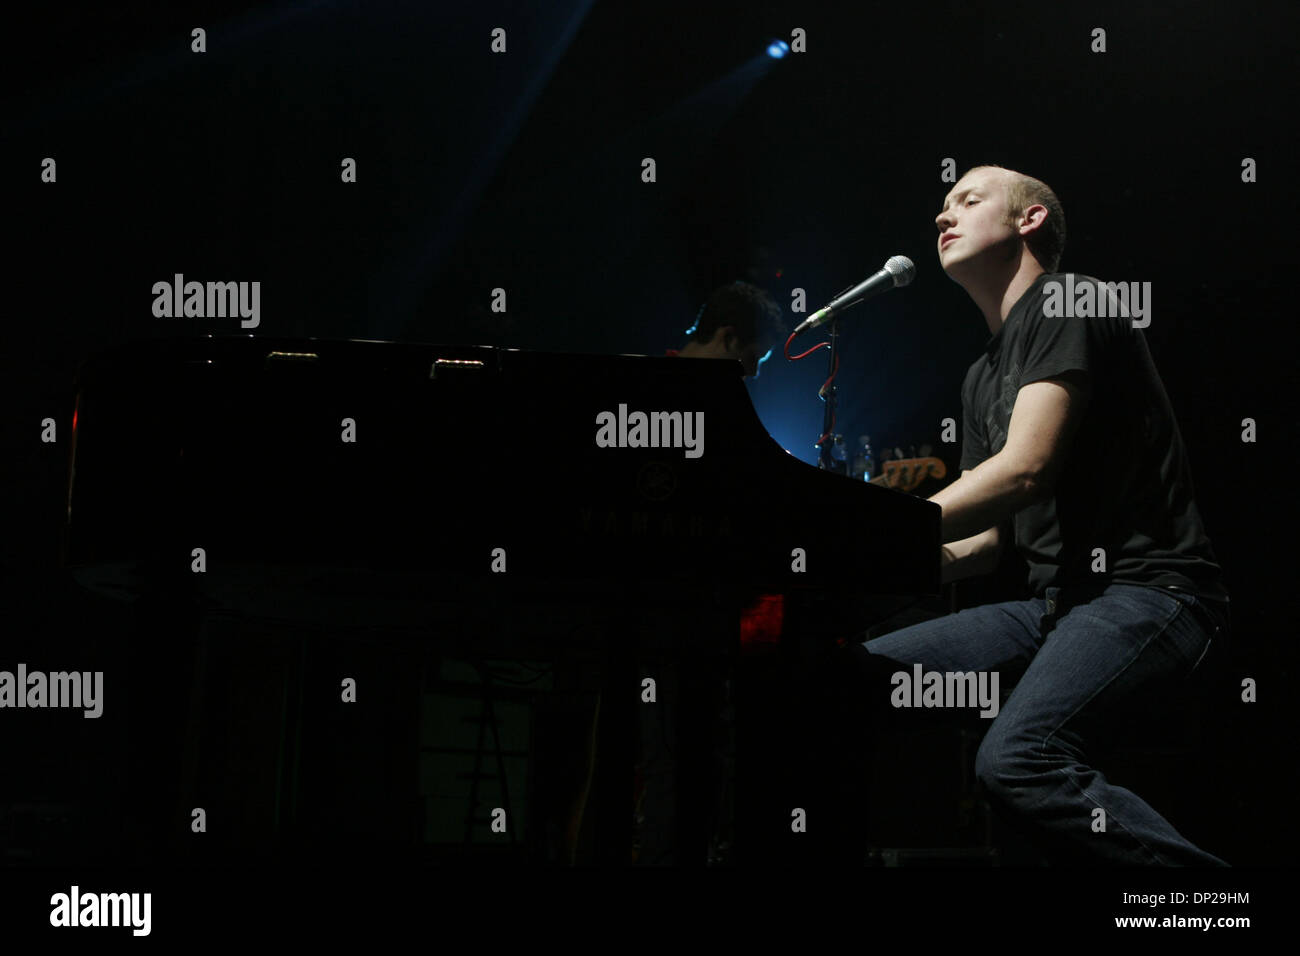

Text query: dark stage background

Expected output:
[2,0,1296,915]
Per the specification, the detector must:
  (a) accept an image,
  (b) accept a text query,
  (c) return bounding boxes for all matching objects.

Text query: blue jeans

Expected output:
[857,582,1228,865]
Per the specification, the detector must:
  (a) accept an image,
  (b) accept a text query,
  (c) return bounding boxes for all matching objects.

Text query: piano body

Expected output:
[62,336,941,863]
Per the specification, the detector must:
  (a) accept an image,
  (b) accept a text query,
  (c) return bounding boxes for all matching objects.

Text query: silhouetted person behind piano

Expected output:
[562,282,784,864]
[638,281,784,863]
[668,280,785,379]
[828,165,1230,864]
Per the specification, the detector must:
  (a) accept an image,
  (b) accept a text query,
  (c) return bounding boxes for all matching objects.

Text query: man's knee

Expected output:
[974,725,1031,809]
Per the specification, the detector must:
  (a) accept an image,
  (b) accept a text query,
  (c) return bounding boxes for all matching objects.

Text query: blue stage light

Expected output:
[767,40,789,59]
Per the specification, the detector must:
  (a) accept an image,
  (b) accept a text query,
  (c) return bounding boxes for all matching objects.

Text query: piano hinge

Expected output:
[429,358,486,380]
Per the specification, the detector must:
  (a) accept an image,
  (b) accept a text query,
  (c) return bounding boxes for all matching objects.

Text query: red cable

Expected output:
[784,330,829,361]
[785,330,841,453]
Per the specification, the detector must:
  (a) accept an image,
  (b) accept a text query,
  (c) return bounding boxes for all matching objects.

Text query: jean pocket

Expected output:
[1164,588,1225,636]
[1161,590,1217,672]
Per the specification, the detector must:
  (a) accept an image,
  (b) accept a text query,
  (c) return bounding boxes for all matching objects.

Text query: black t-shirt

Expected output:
[959,272,1229,609]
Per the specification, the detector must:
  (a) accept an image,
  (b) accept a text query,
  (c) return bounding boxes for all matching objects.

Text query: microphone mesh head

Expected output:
[884,255,916,287]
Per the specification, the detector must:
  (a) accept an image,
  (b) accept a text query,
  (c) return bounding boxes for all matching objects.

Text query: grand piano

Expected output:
[61,336,941,864]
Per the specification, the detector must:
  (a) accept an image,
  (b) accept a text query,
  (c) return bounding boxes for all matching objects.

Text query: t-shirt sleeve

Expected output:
[959,367,989,472]
[1016,288,1096,389]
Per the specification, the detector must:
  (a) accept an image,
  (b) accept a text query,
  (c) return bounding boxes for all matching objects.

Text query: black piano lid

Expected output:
[64,336,940,613]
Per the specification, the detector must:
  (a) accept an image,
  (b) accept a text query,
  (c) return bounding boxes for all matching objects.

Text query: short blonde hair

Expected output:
[965,165,1066,272]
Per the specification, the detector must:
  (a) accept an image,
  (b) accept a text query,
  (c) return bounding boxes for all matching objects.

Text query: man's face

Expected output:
[934,168,1020,278]
[712,327,772,378]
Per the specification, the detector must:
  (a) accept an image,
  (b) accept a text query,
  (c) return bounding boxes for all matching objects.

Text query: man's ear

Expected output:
[719,327,740,353]
[1019,203,1048,237]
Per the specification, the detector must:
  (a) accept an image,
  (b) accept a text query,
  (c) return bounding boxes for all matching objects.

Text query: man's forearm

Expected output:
[941,528,1002,584]
[928,452,1037,543]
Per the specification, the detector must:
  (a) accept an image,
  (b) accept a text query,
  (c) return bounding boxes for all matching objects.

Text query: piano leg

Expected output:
[592,619,637,865]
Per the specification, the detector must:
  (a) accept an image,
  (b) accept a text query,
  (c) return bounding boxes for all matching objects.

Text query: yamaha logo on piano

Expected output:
[578,507,733,539]
[636,460,677,501]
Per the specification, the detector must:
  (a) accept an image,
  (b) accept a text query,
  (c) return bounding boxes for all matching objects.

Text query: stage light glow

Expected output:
[767,40,789,59]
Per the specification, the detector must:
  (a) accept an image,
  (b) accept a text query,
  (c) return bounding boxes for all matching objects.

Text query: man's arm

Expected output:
[931,375,1090,543]
[939,472,1005,583]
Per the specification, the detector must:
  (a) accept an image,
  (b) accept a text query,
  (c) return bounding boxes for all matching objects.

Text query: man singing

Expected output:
[849,164,1230,864]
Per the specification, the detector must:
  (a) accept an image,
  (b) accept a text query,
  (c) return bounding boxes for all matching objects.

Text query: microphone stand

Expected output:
[816,317,840,472]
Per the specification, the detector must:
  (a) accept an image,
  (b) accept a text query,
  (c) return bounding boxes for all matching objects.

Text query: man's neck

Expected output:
[964,260,1046,337]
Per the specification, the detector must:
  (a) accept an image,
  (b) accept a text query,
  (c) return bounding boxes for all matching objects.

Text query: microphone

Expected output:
[794,255,915,334]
